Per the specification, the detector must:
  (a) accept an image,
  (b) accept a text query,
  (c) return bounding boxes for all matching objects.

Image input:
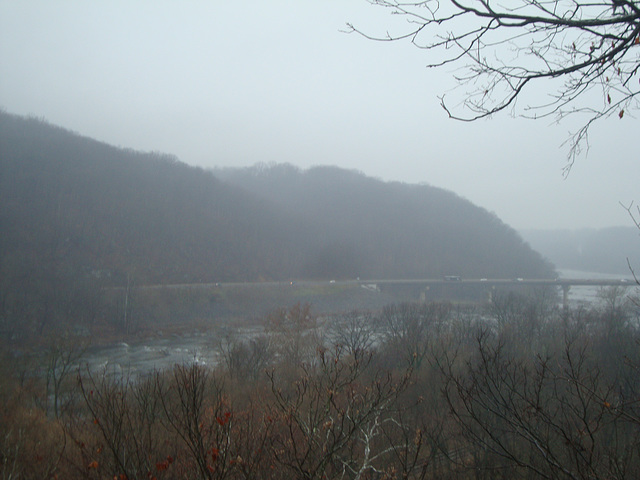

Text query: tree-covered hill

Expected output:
[0,111,555,337]
[215,163,555,280]
[0,111,555,288]
[0,112,309,287]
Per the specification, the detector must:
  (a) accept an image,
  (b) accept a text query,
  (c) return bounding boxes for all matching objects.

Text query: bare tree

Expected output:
[77,368,165,480]
[621,201,640,285]
[76,364,235,480]
[156,364,233,480]
[377,302,451,368]
[349,1,640,169]
[435,329,640,479]
[218,334,275,381]
[44,335,87,419]
[326,309,377,358]
[486,290,558,352]
[266,347,416,479]
[264,303,320,367]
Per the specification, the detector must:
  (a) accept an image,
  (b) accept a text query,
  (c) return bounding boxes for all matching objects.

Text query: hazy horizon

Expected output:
[1,1,637,231]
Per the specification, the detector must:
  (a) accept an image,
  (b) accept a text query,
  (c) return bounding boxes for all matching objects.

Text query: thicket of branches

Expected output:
[2,291,640,479]
[349,0,640,169]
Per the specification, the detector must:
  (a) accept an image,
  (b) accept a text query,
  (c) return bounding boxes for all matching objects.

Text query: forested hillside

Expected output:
[215,163,555,279]
[0,112,312,337]
[0,112,308,286]
[0,111,554,337]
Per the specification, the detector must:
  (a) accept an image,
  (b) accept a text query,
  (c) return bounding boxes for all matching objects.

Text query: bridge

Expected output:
[134,277,635,309]
[356,278,632,287]
[362,277,635,308]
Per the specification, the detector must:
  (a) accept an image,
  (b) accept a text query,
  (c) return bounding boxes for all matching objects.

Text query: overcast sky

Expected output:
[0,1,636,230]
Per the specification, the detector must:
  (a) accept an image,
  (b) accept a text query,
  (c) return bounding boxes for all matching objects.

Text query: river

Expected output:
[558,268,635,307]
[81,325,263,378]
[80,271,637,376]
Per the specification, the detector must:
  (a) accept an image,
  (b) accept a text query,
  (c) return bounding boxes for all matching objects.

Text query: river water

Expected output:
[82,334,217,378]
[80,271,637,376]
[81,326,264,378]
[558,269,636,307]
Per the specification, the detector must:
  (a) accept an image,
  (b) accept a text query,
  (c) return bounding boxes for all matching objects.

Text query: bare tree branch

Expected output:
[348,0,640,170]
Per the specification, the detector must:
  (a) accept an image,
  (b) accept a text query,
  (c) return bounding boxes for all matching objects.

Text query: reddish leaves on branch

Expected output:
[156,455,174,471]
[210,447,219,463]
[216,411,232,426]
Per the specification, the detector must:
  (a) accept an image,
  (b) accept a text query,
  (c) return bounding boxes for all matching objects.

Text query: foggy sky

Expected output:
[0,1,637,230]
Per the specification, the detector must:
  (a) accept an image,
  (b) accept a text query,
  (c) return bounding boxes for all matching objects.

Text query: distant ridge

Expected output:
[0,112,553,332]
[521,227,638,275]
[0,111,555,336]
[0,111,555,285]
[214,163,555,280]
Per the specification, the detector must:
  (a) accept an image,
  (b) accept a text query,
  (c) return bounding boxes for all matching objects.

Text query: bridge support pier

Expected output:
[562,285,570,311]
[419,286,430,303]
